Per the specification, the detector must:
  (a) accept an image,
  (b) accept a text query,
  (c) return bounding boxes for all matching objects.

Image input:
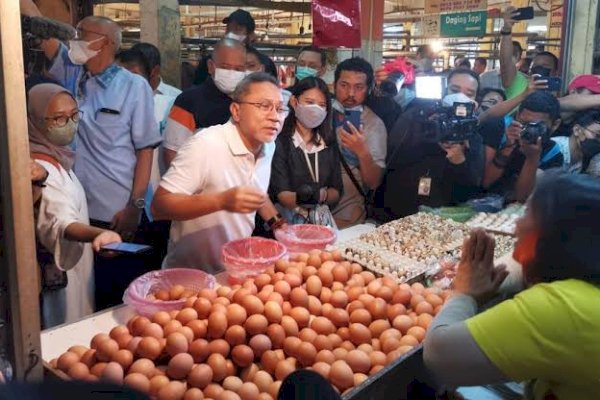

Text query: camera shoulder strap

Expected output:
[339,149,367,198]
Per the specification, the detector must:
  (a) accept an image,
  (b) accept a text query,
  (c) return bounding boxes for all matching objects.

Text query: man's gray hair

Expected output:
[232,72,279,102]
[80,16,122,53]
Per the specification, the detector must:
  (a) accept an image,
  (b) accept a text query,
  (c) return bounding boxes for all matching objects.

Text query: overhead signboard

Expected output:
[422,15,441,37]
[440,11,487,37]
[425,0,487,14]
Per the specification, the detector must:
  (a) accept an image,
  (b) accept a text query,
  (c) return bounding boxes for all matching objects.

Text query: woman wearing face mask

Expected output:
[424,171,600,399]
[550,109,600,176]
[28,83,122,328]
[269,77,343,225]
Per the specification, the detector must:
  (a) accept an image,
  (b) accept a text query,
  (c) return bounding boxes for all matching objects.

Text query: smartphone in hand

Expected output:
[512,6,534,20]
[101,242,152,254]
[343,110,362,133]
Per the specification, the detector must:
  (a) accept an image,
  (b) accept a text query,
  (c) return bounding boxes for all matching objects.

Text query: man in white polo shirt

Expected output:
[151,72,287,271]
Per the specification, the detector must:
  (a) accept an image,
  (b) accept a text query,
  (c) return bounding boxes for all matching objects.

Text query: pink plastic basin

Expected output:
[123,268,216,317]
[221,237,287,280]
[274,224,337,254]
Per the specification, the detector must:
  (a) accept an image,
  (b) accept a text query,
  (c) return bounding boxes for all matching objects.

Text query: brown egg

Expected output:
[282,336,302,358]
[78,349,97,368]
[416,313,433,330]
[225,359,237,380]
[193,298,213,319]
[167,353,194,380]
[273,280,291,299]
[303,275,321,297]
[187,320,207,340]
[329,360,354,391]
[407,326,427,342]
[176,308,199,326]
[254,273,272,290]
[311,361,331,380]
[231,344,254,368]
[346,287,363,303]
[101,361,124,384]
[237,382,259,400]
[67,362,90,380]
[240,363,260,382]
[331,282,344,292]
[218,285,233,298]
[179,326,195,344]
[376,286,394,303]
[241,295,264,316]
[284,273,302,288]
[189,339,210,363]
[150,375,170,396]
[225,304,247,326]
[296,342,317,367]
[289,288,309,308]
[96,339,119,362]
[310,317,335,335]
[57,351,80,372]
[129,358,156,378]
[249,334,272,359]
[211,303,227,315]
[263,301,283,324]
[158,381,186,400]
[391,289,411,306]
[244,315,268,335]
[260,350,280,375]
[183,388,204,400]
[90,333,111,350]
[111,349,133,370]
[410,294,425,309]
[137,337,162,360]
[380,328,402,343]
[369,350,387,366]
[274,360,295,381]
[415,301,434,316]
[115,334,133,350]
[217,390,241,400]
[207,311,228,339]
[266,324,286,348]
[328,334,342,349]
[331,265,348,283]
[288,307,310,329]
[168,284,185,300]
[340,340,356,351]
[214,296,231,307]
[399,335,419,347]
[392,315,414,334]
[224,325,246,347]
[353,373,368,387]
[184,296,199,309]
[154,289,170,301]
[90,362,107,377]
[329,291,348,309]
[349,309,372,326]
[369,320,391,338]
[222,376,243,393]
[348,323,372,346]
[187,363,213,389]
[204,383,225,399]
[164,320,184,337]
[124,372,151,393]
[130,317,152,337]
[67,346,89,359]
[142,323,164,340]
[337,327,350,341]
[267,381,282,399]
[316,269,334,289]
[207,353,228,381]
[314,349,335,364]
[366,298,387,320]
[108,326,129,342]
[282,301,292,315]
[306,254,322,268]
[298,328,318,343]
[209,339,231,358]
[345,350,371,374]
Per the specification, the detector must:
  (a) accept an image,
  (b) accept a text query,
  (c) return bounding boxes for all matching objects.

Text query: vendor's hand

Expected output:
[111,206,141,240]
[339,122,369,158]
[440,142,467,164]
[521,136,543,160]
[92,230,122,253]
[502,6,518,31]
[30,159,48,183]
[220,186,267,214]
[528,76,549,93]
[374,66,389,86]
[453,229,509,305]
[506,120,523,147]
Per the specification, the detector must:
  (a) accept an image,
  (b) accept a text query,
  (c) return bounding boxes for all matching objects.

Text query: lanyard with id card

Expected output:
[418,171,432,197]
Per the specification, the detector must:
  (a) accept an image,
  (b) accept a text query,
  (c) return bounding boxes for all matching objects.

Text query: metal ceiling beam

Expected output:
[93,0,311,13]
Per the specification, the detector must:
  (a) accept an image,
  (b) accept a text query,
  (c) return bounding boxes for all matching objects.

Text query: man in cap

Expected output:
[193,9,256,86]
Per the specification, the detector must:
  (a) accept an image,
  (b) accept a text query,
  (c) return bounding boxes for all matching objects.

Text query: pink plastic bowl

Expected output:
[123,268,216,317]
[274,224,337,254]
[221,237,287,280]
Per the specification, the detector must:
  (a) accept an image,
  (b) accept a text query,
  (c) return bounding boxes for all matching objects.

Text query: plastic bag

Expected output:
[274,224,337,254]
[312,0,361,48]
[382,57,416,85]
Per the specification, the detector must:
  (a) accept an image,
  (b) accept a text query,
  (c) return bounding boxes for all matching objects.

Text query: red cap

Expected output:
[568,75,600,94]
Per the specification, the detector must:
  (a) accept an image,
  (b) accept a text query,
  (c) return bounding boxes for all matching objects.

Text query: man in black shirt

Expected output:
[374,69,485,222]
[482,91,563,202]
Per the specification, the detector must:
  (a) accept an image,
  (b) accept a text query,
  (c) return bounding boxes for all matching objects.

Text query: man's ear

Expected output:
[289,95,298,108]
[230,101,241,123]
[551,118,562,133]
[151,65,161,80]
[208,59,216,76]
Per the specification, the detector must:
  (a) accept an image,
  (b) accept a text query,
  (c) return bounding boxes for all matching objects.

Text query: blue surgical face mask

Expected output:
[296,66,319,81]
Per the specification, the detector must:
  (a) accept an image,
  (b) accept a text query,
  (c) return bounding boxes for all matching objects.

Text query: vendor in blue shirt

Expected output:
[38,15,161,310]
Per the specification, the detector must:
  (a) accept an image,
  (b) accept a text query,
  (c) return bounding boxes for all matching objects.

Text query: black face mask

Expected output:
[580,139,600,170]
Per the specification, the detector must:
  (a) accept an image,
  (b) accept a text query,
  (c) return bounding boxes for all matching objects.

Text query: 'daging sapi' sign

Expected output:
[425,0,487,14]
[440,11,487,37]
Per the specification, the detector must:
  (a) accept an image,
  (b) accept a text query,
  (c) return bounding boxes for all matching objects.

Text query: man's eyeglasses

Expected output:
[238,101,289,117]
[45,111,83,127]
[75,28,108,40]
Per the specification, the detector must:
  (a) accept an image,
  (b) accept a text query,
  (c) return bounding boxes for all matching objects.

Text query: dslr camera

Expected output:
[520,121,548,144]
[296,183,321,207]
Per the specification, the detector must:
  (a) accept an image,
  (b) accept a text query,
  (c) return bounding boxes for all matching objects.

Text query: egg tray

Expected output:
[328,238,429,285]
[466,209,523,237]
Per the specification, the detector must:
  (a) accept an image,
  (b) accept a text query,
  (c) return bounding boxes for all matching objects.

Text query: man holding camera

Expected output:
[374,69,485,221]
[482,91,563,202]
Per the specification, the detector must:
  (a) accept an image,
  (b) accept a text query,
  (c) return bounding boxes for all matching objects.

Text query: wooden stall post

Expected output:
[0,0,43,381]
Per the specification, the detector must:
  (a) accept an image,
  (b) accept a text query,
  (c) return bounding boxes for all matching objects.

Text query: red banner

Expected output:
[312,0,362,48]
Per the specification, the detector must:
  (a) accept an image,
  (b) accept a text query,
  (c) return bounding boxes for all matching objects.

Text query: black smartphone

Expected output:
[101,242,152,254]
[535,75,562,91]
[512,6,534,20]
[343,110,361,133]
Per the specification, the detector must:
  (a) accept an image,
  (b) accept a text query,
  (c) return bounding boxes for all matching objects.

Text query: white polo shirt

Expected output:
[159,121,275,271]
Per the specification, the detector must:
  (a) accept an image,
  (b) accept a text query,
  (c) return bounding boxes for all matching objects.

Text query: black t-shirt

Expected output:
[193,54,211,86]
[269,133,344,203]
[172,76,232,131]
[374,102,485,221]
[479,118,564,197]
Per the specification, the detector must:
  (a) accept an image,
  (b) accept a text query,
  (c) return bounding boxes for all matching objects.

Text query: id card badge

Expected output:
[418,177,432,196]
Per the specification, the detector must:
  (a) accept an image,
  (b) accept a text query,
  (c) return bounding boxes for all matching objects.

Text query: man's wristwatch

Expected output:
[130,198,146,209]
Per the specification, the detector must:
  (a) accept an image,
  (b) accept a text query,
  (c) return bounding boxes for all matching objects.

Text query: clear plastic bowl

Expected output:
[274,224,337,254]
[123,268,216,317]
[221,237,287,281]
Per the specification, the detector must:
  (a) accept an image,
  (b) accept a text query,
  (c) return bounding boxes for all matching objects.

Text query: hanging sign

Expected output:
[422,15,441,37]
[440,11,487,37]
[425,0,487,13]
[312,0,362,48]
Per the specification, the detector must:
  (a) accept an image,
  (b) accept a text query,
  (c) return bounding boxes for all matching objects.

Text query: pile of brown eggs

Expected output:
[50,250,450,400]
[146,285,202,302]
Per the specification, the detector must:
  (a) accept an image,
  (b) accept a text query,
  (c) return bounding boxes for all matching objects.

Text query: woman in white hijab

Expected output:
[28,83,122,328]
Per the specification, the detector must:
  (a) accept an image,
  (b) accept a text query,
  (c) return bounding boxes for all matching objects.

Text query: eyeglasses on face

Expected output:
[237,101,289,117]
[45,111,83,127]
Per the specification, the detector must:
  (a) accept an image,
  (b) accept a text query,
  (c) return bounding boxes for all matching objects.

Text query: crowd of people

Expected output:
[13,1,600,398]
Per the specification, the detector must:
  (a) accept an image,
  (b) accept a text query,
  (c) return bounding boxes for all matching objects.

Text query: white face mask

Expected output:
[68,37,104,65]
[46,119,78,146]
[295,103,327,129]
[442,92,475,107]
[332,99,363,114]
[225,32,247,42]
[213,68,247,95]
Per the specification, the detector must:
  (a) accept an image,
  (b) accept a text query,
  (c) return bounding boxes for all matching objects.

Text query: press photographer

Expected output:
[374,68,485,221]
[482,90,563,202]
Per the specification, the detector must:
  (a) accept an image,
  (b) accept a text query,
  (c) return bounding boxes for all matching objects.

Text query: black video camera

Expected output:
[21,15,76,75]
[296,183,320,207]
[520,121,548,144]
[425,102,479,144]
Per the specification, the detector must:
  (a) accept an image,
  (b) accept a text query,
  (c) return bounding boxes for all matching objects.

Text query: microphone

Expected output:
[21,15,76,41]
